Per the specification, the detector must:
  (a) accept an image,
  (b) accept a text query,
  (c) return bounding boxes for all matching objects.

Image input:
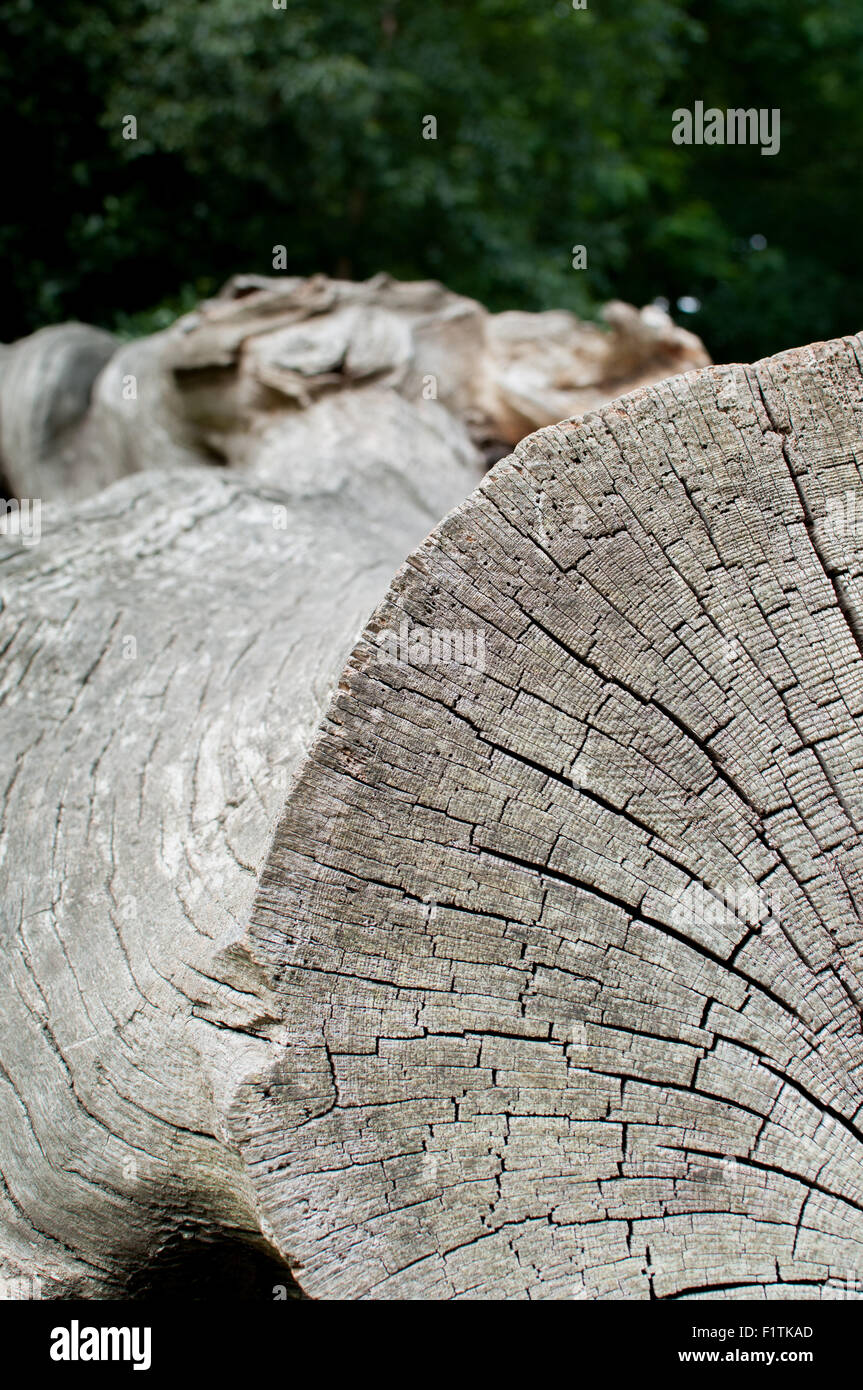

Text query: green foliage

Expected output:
[2,0,862,361]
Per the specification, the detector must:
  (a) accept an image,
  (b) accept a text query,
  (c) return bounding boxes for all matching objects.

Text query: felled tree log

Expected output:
[249,333,863,1300]
[0,274,708,506]
[0,324,119,505]
[0,442,481,1298]
[4,332,863,1300]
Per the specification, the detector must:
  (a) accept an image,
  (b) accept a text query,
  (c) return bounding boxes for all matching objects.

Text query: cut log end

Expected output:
[244,334,863,1299]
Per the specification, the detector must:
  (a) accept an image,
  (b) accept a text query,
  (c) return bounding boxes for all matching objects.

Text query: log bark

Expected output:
[4,332,863,1300]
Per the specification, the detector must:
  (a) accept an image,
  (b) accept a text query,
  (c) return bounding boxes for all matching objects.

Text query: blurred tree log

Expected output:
[0,273,707,506]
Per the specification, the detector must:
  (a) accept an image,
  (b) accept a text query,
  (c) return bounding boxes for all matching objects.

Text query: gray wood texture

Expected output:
[248,335,863,1299]
[0,440,480,1296]
[3,332,863,1300]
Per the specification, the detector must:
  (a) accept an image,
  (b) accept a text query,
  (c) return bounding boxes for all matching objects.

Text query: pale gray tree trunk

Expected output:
[0,436,480,1297]
[4,333,863,1300]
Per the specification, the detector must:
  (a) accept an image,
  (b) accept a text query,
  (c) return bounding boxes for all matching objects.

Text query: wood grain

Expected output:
[246,336,863,1299]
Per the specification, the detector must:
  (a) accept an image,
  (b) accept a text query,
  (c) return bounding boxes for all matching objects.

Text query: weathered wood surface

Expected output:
[0,442,480,1297]
[0,274,708,506]
[3,332,863,1300]
[248,334,863,1299]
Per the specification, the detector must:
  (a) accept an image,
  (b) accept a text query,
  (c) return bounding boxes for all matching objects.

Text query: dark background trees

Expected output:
[2,0,860,361]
